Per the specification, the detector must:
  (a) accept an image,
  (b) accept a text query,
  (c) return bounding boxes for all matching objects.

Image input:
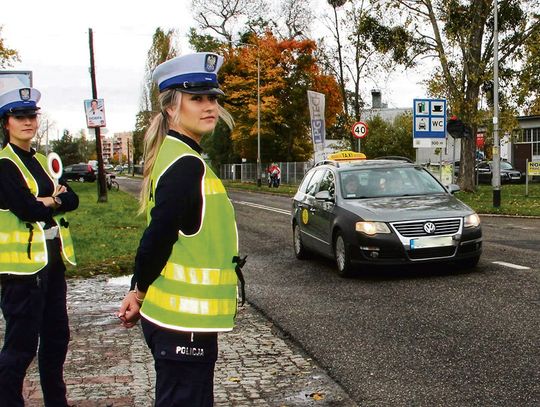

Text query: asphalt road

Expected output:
[229,190,539,407]
[117,177,539,406]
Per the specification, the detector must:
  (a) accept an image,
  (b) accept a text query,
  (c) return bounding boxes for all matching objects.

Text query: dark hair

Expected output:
[0,116,9,148]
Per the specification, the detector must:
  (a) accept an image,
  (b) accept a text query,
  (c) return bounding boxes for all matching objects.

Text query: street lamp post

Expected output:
[256,54,261,187]
[492,0,501,207]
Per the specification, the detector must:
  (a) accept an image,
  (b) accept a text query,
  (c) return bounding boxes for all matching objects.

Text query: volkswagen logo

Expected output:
[423,222,436,234]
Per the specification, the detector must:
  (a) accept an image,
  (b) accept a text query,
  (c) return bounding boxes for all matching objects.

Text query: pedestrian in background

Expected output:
[0,87,78,406]
[117,52,246,407]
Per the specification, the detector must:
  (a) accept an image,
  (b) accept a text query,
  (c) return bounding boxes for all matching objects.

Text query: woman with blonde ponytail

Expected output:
[117,52,243,407]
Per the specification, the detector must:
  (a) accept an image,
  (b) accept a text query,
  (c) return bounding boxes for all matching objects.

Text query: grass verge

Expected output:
[455,183,540,216]
[66,182,145,278]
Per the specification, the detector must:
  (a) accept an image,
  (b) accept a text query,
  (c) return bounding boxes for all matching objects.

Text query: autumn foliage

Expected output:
[218,32,343,162]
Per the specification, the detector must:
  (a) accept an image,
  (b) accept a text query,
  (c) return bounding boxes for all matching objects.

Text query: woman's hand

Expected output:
[36,196,58,208]
[53,184,67,196]
[117,291,142,328]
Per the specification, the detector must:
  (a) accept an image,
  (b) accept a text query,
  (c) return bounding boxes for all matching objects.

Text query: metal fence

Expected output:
[220,162,311,185]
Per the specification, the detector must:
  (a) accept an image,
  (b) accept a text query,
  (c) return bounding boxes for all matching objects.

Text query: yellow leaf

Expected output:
[308,392,325,401]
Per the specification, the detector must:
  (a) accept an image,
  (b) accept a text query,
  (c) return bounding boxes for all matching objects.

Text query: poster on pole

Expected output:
[84,99,106,128]
[307,90,326,162]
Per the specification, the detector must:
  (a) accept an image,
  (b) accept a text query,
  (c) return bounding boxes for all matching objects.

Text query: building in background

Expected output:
[99,131,133,165]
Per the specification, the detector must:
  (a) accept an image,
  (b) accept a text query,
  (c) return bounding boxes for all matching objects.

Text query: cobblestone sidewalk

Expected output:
[2,276,357,406]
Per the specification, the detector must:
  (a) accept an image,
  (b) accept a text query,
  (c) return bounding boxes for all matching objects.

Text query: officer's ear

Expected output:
[165,107,175,118]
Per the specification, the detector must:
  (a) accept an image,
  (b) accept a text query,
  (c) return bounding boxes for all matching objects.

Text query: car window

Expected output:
[500,162,514,170]
[477,162,489,170]
[318,170,335,197]
[340,166,446,198]
[298,171,315,194]
[305,169,325,196]
[340,171,365,198]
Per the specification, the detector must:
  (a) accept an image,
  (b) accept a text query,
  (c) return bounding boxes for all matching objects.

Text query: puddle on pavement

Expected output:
[107,275,132,286]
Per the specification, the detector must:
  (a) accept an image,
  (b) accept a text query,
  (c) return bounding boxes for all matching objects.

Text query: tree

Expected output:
[77,130,95,163]
[320,0,415,151]
[191,0,268,43]
[0,26,19,68]
[278,0,314,39]
[363,113,415,159]
[220,32,343,163]
[380,0,540,191]
[33,114,55,154]
[50,131,84,166]
[133,28,178,164]
[517,28,540,115]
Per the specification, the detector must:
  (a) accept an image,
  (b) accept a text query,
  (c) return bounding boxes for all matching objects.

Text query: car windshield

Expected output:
[500,161,514,170]
[339,166,447,199]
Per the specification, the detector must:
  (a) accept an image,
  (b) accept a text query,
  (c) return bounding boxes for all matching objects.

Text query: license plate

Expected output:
[410,236,453,249]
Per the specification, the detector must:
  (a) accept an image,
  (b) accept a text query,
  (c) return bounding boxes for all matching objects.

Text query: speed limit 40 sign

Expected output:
[352,121,368,139]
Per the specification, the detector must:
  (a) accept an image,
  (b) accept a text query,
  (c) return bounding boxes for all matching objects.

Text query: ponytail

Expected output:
[138,90,235,214]
[138,89,182,214]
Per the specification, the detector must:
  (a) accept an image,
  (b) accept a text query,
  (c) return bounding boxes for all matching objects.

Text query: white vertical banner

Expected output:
[307,90,326,163]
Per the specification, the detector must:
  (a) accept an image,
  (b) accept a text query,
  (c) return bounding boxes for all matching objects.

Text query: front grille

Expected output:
[392,218,461,237]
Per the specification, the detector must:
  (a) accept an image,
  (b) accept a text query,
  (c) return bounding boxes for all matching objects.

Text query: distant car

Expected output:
[62,164,96,182]
[292,152,482,276]
[476,161,523,184]
[104,164,114,172]
[114,165,123,173]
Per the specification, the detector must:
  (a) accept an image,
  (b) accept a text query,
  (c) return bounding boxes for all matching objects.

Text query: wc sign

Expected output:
[413,98,447,148]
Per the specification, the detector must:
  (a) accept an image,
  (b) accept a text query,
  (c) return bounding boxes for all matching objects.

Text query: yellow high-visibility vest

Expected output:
[140,136,239,332]
[0,145,76,274]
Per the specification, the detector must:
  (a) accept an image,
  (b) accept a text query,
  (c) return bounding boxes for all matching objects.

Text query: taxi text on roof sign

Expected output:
[327,151,367,161]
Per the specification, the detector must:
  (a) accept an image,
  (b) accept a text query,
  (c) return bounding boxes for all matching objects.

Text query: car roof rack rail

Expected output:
[315,160,340,167]
[373,155,414,163]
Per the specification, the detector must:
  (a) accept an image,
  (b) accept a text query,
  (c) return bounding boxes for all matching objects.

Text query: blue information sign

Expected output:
[413,98,447,139]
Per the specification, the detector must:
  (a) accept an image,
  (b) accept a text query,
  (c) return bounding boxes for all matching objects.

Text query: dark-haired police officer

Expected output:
[0,87,79,406]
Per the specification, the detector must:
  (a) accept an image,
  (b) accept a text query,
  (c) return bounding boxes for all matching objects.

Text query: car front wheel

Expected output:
[293,222,309,259]
[334,232,353,277]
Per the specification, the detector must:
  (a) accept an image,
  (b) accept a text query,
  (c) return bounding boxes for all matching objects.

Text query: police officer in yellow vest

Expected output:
[117,53,245,406]
[0,87,78,406]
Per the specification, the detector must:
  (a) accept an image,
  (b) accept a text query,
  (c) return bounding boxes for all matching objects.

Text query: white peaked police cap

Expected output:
[0,87,41,118]
[152,52,225,95]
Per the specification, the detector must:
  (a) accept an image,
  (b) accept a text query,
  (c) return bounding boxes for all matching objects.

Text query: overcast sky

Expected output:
[2,0,428,139]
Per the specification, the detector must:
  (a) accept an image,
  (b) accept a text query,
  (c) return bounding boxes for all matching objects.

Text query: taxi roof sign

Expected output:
[327,151,366,161]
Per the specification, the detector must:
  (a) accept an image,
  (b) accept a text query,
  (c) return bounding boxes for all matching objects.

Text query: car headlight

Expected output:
[356,221,391,235]
[464,213,481,228]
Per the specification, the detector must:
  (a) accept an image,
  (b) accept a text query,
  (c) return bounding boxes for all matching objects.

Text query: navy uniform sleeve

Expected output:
[55,180,79,213]
[0,159,54,223]
[132,155,204,292]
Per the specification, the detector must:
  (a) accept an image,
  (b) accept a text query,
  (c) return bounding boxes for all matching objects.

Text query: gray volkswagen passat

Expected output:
[292,156,482,276]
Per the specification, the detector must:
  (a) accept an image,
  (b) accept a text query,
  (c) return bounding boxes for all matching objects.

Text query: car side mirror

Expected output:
[447,184,460,194]
[315,190,333,201]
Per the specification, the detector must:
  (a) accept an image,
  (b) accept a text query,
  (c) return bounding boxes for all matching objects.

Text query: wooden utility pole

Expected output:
[88,28,108,202]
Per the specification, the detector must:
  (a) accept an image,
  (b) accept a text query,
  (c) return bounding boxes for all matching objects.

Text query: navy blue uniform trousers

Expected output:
[141,318,218,407]
[0,238,70,407]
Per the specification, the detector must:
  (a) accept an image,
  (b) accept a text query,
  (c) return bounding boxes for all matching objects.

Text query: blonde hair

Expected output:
[138,89,234,214]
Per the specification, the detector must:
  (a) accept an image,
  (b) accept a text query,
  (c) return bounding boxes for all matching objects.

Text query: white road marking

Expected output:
[234,200,290,215]
[492,261,530,270]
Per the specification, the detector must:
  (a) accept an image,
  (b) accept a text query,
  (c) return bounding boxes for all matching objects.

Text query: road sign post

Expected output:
[352,121,368,153]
